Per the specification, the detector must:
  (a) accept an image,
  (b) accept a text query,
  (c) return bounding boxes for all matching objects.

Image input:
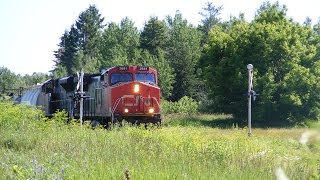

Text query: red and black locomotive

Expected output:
[20,66,161,124]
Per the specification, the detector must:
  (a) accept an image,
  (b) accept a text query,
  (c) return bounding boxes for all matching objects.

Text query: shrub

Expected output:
[50,110,69,124]
[0,100,43,129]
[161,96,198,114]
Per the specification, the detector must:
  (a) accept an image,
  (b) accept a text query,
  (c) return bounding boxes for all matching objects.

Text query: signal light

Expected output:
[134,84,140,93]
[148,108,154,113]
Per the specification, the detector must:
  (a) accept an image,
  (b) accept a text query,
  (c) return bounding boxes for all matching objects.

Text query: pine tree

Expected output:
[198,2,222,44]
[75,5,104,72]
[53,5,104,75]
[166,12,202,101]
[140,16,169,55]
[53,25,79,76]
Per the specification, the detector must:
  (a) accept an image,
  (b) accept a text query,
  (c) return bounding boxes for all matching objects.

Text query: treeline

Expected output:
[0,67,49,93]
[1,1,320,125]
[52,5,196,101]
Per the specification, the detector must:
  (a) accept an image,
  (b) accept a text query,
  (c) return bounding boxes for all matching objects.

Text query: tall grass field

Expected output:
[0,101,319,179]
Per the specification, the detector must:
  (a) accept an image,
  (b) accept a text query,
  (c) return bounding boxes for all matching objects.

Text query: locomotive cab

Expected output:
[106,66,161,123]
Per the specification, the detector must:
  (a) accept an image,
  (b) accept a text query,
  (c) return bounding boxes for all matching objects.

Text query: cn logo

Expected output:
[122,95,151,106]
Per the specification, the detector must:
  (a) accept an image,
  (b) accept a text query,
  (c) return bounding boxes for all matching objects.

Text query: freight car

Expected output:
[20,66,161,125]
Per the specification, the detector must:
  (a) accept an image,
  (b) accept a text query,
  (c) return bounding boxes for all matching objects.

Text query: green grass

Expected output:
[0,102,320,179]
[163,113,236,128]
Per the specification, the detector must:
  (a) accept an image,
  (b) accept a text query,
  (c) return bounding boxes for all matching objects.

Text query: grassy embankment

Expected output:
[0,101,319,179]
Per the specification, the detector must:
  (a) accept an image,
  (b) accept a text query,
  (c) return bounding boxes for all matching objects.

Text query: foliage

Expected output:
[53,26,79,76]
[140,16,169,55]
[2,2,319,126]
[198,2,223,44]
[137,17,174,98]
[200,2,320,124]
[0,106,319,179]
[51,7,202,102]
[151,50,175,99]
[53,5,104,76]
[0,67,21,93]
[0,101,43,129]
[22,72,50,86]
[200,18,250,119]
[161,96,198,114]
[0,68,50,97]
[50,110,69,124]
[75,5,104,73]
[166,12,202,101]
[100,18,140,67]
[100,17,175,99]
[130,49,174,99]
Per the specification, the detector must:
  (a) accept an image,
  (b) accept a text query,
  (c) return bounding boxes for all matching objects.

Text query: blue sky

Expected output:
[0,0,319,75]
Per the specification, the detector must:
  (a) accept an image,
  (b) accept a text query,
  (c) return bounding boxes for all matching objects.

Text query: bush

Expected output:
[161,96,198,114]
[0,100,44,129]
[49,110,69,124]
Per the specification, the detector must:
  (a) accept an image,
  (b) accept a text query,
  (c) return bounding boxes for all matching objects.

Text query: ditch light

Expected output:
[148,108,154,113]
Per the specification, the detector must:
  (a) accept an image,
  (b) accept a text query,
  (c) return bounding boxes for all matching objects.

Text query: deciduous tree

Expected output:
[201,2,320,124]
[0,67,19,93]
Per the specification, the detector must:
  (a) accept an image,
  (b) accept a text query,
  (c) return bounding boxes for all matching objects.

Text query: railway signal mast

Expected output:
[76,70,84,125]
[80,70,84,125]
[247,64,258,136]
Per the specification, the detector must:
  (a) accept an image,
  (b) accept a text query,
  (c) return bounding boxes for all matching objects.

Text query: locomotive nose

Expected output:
[111,81,160,115]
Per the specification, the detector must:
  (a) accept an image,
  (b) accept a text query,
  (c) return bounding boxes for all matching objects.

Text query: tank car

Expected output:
[20,66,161,124]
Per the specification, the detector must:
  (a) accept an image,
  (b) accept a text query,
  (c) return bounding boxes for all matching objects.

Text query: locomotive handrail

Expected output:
[139,96,161,113]
[111,95,161,124]
[150,97,161,113]
[111,97,124,123]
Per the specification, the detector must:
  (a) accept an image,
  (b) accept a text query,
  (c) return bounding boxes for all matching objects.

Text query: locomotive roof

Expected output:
[51,66,156,82]
[100,66,155,75]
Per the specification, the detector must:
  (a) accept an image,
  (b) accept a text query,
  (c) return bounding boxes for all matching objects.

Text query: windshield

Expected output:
[135,73,156,84]
[110,73,133,85]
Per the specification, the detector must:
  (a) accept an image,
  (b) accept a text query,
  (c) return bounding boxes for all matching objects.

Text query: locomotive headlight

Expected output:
[134,84,140,93]
[124,108,129,113]
[148,108,154,113]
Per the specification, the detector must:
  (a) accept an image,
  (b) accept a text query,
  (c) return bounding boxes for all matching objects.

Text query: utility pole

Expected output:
[247,64,253,136]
